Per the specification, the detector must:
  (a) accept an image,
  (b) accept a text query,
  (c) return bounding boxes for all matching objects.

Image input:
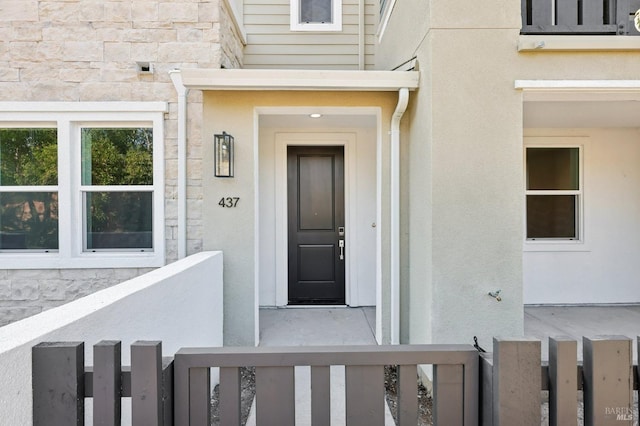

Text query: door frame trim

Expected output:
[275,133,356,306]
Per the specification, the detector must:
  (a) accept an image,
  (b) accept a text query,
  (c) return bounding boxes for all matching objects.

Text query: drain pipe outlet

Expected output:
[169,70,189,259]
[390,87,409,344]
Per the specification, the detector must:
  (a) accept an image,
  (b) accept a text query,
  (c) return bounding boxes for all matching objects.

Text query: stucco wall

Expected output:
[202,90,398,344]
[376,0,525,347]
[376,0,640,347]
[0,0,244,325]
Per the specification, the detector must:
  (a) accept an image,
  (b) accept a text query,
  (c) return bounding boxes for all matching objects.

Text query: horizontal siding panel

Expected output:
[243,0,376,71]
[246,34,360,44]
[244,14,365,25]
[244,44,360,55]
[243,64,361,70]
[244,15,290,25]
[243,2,363,14]
[244,4,290,14]
[242,54,358,65]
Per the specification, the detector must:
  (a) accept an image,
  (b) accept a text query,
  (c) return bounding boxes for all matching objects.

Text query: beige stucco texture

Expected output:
[377,0,640,348]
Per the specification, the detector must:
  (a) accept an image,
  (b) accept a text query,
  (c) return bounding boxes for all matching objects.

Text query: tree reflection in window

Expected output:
[81,128,154,250]
[0,128,58,250]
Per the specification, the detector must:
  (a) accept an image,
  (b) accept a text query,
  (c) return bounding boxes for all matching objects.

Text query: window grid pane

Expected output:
[526,194,577,239]
[300,0,332,23]
[0,192,58,250]
[526,147,579,190]
[85,191,153,251]
[81,128,153,186]
[0,128,58,186]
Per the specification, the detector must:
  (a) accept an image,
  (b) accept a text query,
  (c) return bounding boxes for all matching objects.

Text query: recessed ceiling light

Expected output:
[309,113,322,118]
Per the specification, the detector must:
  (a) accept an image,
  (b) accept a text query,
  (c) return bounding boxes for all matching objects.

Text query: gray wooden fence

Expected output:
[173,344,478,426]
[32,341,174,426]
[32,337,640,425]
[481,336,636,426]
[521,0,640,35]
[33,342,478,426]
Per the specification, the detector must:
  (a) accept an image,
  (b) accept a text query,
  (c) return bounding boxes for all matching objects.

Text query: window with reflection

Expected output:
[81,128,153,251]
[0,128,58,251]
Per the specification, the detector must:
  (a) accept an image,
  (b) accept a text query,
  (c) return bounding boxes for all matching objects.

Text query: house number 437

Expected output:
[219,197,240,208]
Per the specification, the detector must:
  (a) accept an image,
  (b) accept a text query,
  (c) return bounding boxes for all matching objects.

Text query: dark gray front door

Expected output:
[287,146,345,304]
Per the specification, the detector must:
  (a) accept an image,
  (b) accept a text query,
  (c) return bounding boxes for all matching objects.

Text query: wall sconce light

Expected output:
[214,131,234,177]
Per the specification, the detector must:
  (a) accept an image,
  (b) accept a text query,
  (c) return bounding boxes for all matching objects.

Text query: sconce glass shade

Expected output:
[214,132,234,177]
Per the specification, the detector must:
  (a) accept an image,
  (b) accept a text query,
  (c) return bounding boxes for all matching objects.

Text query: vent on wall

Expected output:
[136,62,154,74]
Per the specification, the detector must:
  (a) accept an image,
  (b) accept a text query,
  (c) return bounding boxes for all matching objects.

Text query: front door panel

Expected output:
[288,146,345,304]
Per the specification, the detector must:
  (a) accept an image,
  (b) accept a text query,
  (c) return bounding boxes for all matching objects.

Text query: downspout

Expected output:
[169,70,189,259]
[391,87,409,344]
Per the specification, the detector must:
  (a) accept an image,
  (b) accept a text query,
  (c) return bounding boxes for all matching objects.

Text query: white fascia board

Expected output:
[518,35,640,52]
[180,69,420,91]
[515,80,640,102]
[0,102,168,113]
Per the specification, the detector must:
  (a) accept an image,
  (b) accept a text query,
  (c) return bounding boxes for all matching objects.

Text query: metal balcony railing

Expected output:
[521,0,640,35]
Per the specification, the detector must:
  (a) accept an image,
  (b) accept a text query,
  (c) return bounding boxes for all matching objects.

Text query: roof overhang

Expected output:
[179,69,420,91]
[516,80,640,102]
[517,80,640,127]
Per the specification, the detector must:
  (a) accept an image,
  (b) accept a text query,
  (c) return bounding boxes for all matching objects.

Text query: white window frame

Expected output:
[290,0,342,31]
[0,102,166,269]
[524,137,587,252]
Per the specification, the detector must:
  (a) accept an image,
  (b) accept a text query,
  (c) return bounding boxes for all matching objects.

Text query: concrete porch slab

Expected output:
[258,306,377,345]
[525,304,640,361]
[246,307,395,425]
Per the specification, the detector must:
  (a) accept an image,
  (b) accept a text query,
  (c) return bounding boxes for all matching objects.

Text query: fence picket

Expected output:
[345,365,385,426]
[434,364,464,425]
[93,341,122,426]
[220,367,242,425]
[583,336,633,426]
[131,341,163,426]
[492,337,541,426]
[311,365,331,425]
[32,342,85,426]
[255,366,295,426]
[548,337,577,426]
[397,365,418,426]
[189,367,211,426]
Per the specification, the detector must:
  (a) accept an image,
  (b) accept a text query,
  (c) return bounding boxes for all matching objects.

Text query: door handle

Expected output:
[339,239,345,260]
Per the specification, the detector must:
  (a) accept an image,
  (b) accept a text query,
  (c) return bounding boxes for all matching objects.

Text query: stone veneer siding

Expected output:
[0,0,244,325]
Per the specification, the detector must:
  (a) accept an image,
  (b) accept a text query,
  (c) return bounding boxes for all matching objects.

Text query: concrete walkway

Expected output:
[525,304,640,361]
[247,306,395,425]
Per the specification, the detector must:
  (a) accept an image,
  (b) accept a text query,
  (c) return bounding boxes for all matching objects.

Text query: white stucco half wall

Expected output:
[0,251,224,426]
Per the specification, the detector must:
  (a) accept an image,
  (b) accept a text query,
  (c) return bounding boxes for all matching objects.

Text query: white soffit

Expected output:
[515,80,640,102]
[180,69,420,91]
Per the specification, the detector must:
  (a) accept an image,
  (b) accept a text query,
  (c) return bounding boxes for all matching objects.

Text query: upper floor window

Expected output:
[0,103,166,269]
[291,0,342,31]
[525,146,582,241]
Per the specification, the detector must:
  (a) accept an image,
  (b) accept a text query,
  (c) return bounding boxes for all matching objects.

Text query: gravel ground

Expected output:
[210,367,256,426]
[384,365,433,425]
[210,365,433,426]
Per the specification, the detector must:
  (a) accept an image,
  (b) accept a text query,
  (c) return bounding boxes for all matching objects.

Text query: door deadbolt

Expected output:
[338,226,345,236]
